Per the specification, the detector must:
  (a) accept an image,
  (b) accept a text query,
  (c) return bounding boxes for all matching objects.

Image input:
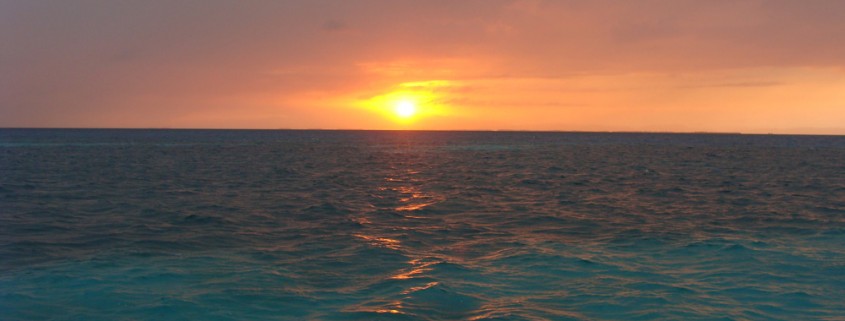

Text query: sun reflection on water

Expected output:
[402,281,439,294]
[391,258,439,280]
[352,234,402,251]
[347,152,450,315]
[389,179,444,213]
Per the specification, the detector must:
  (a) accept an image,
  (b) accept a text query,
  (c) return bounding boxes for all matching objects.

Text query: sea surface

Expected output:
[1,129,844,320]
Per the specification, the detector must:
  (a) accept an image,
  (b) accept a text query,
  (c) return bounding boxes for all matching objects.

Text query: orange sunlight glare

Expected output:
[356,80,455,127]
[394,100,417,119]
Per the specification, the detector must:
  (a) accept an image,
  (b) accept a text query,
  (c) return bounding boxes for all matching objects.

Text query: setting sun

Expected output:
[355,81,454,127]
[6,2,845,320]
[395,100,417,118]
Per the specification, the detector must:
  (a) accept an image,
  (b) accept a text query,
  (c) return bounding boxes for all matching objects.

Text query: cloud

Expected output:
[321,19,348,32]
[1,0,844,132]
[676,81,783,89]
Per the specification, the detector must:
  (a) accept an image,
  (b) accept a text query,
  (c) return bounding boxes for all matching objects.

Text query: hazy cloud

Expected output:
[1,0,844,132]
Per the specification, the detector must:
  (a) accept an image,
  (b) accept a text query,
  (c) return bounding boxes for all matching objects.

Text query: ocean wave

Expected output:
[2,129,844,320]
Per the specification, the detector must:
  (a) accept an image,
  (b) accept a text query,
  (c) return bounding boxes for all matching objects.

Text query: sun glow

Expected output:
[354,80,455,126]
[394,100,417,118]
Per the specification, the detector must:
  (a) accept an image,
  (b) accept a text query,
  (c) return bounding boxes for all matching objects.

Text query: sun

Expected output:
[357,86,447,124]
[394,100,417,118]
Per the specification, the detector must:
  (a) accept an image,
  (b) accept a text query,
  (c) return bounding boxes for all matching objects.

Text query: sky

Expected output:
[2,0,844,134]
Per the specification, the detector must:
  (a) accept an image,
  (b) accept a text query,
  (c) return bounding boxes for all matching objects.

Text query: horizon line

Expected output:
[2,127,845,137]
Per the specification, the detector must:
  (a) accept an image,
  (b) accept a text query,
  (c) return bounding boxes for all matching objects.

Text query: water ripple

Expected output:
[2,129,845,320]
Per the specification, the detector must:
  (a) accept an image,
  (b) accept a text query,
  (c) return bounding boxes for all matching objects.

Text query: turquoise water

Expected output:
[1,129,844,320]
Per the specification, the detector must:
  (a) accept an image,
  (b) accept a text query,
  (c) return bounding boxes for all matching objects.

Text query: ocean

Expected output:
[1,129,844,320]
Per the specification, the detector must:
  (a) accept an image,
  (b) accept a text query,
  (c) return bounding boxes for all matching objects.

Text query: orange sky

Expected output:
[2,1,844,134]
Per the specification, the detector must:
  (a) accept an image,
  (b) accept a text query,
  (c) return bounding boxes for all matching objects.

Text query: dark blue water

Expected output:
[2,129,844,320]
